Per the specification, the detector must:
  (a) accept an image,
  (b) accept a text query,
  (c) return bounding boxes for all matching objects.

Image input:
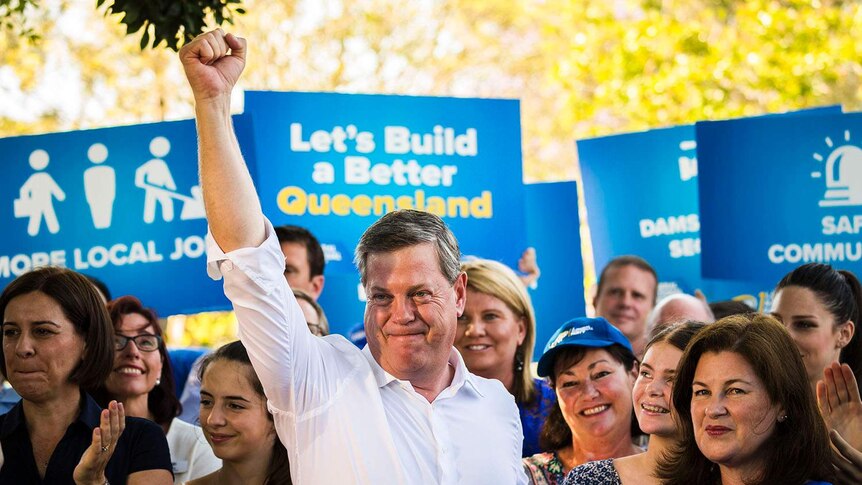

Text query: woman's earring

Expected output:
[155,378,161,386]
[514,351,525,373]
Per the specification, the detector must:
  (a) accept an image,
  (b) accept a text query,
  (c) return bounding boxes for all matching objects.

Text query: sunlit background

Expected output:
[3,0,861,345]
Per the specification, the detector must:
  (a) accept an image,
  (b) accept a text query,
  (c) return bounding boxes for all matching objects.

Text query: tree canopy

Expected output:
[2,0,860,182]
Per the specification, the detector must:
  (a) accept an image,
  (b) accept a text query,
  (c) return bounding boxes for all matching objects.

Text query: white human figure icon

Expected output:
[135,136,177,223]
[83,143,116,229]
[15,149,65,236]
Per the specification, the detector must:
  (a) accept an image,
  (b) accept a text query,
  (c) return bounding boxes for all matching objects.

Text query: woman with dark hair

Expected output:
[189,340,291,485]
[523,317,640,484]
[771,263,861,391]
[456,259,555,457]
[565,321,706,484]
[772,264,862,454]
[94,295,220,483]
[657,313,834,485]
[0,267,173,484]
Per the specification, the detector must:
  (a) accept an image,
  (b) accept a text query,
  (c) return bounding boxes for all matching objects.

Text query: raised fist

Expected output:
[179,28,247,102]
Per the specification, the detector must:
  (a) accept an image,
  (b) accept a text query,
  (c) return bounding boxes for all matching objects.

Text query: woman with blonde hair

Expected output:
[455,258,555,456]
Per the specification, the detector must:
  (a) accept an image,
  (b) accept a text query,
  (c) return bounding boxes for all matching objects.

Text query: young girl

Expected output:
[565,321,705,484]
[187,341,291,485]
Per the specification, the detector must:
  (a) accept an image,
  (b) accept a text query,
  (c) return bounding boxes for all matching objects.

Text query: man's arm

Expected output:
[181,30,356,419]
[179,28,263,251]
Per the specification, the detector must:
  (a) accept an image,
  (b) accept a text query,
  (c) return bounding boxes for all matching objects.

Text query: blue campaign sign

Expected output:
[316,272,365,337]
[578,125,704,292]
[524,181,586,351]
[698,110,862,283]
[577,105,842,307]
[0,119,232,316]
[243,91,528,278]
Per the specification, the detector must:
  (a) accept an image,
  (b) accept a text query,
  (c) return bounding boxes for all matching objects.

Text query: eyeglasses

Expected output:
[114,334,162,352]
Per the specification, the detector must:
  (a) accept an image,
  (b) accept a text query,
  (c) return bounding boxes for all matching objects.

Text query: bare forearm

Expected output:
[195,97,265,251]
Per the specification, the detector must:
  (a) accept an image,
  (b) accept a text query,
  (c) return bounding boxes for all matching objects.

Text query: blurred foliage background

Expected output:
[3,0,861,344]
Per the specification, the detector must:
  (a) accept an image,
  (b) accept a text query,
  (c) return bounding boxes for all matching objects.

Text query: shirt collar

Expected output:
[77,393,103,429]
[0,398,25,439]
[0,392,99,439]
[361,345,485,399]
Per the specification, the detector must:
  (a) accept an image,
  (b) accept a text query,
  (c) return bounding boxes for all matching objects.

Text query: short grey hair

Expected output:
[354,209,461,285]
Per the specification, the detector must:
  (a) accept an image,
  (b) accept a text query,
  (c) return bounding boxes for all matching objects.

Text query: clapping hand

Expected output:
[831,429,862,485]
[73,400,125,485]
[817,362,862,451]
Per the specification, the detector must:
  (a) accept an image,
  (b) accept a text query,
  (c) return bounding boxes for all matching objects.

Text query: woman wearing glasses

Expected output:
[0,268,173,484]
[94,296,221,484]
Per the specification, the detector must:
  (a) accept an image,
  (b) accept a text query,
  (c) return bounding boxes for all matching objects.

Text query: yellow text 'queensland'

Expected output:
[276,186,493,219]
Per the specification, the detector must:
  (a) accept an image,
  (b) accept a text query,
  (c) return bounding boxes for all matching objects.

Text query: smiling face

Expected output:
[554,348,637,441]
[594,265,656,344]
[199,359,275,463]
[632,342,682,436]
[2,291,85,403]
[691,351,782,477]
[105,312,163,400]
[771,286,850,387]
[364,243,466,384]
[454,289,525,383]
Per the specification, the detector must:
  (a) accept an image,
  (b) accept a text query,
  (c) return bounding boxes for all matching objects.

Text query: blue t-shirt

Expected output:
[519,378,556,457]
[0,392,173,484]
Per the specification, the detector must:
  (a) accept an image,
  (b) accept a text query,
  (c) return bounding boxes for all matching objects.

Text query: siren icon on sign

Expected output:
[812,131,862,207]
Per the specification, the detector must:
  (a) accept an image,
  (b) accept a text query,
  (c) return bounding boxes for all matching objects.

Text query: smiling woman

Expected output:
[189,340,291,485]
[92,296,221,484]
[564,321,706,485]
[657,314,834,485]
[0,267,173,484]
[455,258,554,457]
[523,317,640,485]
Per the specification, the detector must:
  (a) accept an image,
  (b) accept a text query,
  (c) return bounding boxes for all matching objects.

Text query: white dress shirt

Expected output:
[207,219,526,484]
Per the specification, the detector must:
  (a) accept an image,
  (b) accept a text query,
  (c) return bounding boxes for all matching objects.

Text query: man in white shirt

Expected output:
[179,29,526,484]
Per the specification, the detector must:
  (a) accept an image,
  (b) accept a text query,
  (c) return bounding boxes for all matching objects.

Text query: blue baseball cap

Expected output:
[536,317,634,377]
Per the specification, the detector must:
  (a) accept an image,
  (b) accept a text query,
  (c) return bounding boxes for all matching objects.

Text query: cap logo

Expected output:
[549,325,594,349]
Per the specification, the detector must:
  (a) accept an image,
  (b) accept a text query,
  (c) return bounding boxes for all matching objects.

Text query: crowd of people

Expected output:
[1,28,861,485]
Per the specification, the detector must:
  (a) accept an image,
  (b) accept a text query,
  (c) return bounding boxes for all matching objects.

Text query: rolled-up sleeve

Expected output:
[206,218,364,419]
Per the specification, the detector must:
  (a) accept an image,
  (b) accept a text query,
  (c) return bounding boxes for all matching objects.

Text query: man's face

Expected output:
[280,241,323,300]
[593,264,656,343]
[363,242,466,383]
